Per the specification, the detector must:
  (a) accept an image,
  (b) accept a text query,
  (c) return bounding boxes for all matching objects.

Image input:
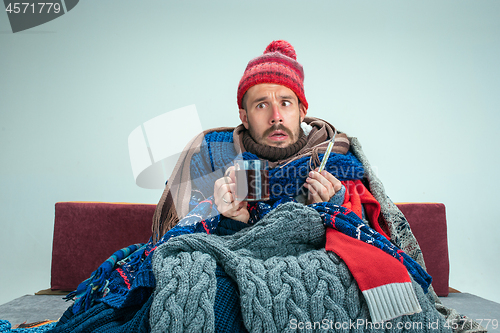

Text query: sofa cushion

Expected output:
[50,202,156,291]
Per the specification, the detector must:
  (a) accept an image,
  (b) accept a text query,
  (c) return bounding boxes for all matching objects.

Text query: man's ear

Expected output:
[239,109,249,129]
[299,103,307,123]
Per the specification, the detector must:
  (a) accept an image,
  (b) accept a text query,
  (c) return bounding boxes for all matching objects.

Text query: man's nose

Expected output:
[270,104,283,124]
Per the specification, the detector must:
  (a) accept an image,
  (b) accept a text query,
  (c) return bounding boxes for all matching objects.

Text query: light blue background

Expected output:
[1,0,499,307]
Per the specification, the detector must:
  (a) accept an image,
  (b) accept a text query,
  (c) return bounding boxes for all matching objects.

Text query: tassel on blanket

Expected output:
[67,243,144,315]
[152,186,178,244]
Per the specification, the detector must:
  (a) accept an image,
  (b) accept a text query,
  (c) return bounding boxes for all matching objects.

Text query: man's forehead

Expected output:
[246,84,298,101]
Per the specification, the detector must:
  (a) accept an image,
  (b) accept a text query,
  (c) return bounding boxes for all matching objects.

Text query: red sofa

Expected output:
[50,201,450,297]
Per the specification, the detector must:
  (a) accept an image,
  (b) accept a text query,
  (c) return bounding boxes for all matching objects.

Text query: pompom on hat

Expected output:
[237,40,308,110]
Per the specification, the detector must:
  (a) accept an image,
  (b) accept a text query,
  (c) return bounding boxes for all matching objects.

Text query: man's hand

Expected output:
[213,166,250,223]
[304,167,342,205]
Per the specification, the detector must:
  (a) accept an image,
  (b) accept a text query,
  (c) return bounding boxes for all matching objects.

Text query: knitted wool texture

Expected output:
[178,182,432,299]
[213,265,247,333]
[241,129,308,162]
[237,40,308,110]
[49,295,153,333]
[68,243,146,314]
[150,202,451,333]
[151,194,431,324]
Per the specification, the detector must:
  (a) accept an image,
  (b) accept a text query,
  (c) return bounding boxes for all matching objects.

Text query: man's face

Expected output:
[239,84,307,148]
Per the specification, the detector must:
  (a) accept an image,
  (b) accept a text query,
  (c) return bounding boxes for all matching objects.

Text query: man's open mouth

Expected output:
[268,130,289,141]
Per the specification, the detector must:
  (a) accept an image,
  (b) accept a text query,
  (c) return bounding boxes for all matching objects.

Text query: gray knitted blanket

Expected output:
[150,202,451,333]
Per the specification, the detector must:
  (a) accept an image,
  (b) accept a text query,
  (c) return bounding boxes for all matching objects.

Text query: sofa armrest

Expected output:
[395,203,450,297]
[51,202,156,291]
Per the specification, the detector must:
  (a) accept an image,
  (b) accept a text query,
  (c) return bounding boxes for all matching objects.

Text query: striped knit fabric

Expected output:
[237,40,308,109]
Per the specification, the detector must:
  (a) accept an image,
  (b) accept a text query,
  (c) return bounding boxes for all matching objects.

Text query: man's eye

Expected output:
[256,103,266,109]
[282,101,291,106]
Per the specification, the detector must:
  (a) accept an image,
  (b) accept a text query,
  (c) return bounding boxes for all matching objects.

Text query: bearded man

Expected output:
[59,40,478,333]
[146,40,458,333]
[215,84,343,222]
[155,40,351,232]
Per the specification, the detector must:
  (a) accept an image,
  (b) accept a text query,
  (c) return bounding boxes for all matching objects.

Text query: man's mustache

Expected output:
[263,124,293,138]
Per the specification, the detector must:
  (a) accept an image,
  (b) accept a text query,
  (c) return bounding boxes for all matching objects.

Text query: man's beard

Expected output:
[247,120,301,147]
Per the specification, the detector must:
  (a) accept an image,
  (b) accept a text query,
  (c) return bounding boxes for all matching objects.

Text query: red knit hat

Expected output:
[237,40,308,110]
